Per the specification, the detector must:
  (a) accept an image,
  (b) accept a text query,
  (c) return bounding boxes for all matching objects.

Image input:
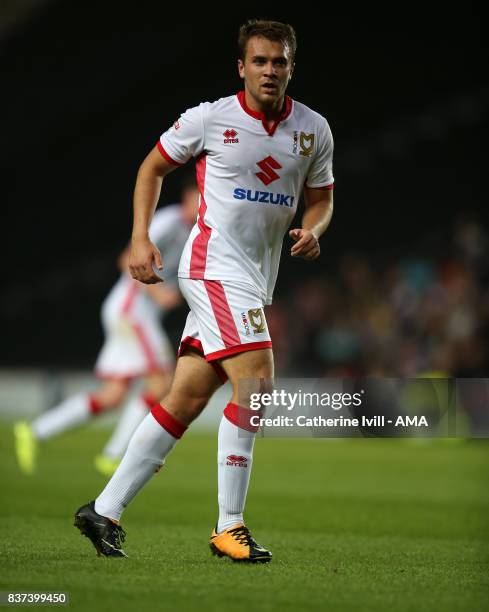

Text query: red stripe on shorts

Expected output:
[203,280,241,348]
[132,323,159,371]
[121,281,139,315]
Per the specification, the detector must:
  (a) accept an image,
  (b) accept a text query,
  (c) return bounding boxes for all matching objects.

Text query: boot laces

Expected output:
[111,524,126,546]
[229,526,255,547]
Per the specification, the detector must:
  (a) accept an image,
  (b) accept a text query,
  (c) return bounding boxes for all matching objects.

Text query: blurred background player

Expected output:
[14,177,199,475]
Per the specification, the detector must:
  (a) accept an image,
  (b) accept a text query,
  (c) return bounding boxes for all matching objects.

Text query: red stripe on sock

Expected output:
[89,395,103,415]
[223,402,261,433]
[142,393,156,410]
[151,404,187,439]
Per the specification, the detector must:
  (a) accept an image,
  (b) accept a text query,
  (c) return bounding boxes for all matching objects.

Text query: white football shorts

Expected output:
[178,278,272,368]
[95,276,174,379]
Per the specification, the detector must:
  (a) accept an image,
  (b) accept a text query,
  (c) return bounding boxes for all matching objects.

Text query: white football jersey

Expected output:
[96,206,189,377]
[149,204,191,289]
[102,204,189,327]
[159,92,334,304]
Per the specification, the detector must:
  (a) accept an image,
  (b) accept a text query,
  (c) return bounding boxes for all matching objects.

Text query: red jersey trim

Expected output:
[306,182,335,191]
[156,141,183,166]
[189,153,212,277]
[236,90,292,136]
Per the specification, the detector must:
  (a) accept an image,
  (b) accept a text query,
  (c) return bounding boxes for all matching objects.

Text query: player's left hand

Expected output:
[289,229,320,260]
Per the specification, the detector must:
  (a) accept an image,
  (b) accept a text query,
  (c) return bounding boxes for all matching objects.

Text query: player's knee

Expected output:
[185,393,209,415]
[93,383,128,410]
[108,386,129,407]
[145,372,171,398]
[231,375,274,409]
[163,391,210,425]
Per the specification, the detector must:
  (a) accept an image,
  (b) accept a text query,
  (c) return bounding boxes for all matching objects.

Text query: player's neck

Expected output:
[244,89,285,121]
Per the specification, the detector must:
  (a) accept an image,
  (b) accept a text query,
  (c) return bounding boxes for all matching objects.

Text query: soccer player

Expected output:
[14,179,199,475]
[74,19,334,562]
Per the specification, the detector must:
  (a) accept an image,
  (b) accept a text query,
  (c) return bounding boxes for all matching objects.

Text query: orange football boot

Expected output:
[209,523,272,563]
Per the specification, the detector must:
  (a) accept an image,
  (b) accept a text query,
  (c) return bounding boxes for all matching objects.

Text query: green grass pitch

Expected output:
[0,424,488,611]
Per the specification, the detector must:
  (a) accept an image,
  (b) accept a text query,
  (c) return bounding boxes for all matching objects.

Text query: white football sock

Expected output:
[217,412,255,533]
[95,408,184,521]
[31,394,92,440]
[102,395,149,460]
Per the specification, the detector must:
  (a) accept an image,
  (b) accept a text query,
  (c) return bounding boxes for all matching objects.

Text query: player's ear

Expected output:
[289,61,295,81]
[237,58,245,79]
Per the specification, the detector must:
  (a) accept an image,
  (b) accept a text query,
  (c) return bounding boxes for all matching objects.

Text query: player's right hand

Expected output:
[129,237,163,284]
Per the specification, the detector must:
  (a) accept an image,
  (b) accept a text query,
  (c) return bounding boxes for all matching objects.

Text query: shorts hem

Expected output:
[178,336,228,384]
[206,341,272,362]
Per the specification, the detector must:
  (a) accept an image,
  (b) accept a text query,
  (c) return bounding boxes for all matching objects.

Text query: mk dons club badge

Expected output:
[293,131,315,157]
[248,308,266,334]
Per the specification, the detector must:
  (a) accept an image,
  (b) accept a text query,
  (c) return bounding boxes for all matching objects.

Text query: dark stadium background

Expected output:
[1,1,487,373]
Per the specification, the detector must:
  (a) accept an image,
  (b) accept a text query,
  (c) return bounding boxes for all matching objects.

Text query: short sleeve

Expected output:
[158,103,206,165]
[305,118,334,188]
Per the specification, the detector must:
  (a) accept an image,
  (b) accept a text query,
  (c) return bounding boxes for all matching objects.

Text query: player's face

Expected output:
[238,36,294,110]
